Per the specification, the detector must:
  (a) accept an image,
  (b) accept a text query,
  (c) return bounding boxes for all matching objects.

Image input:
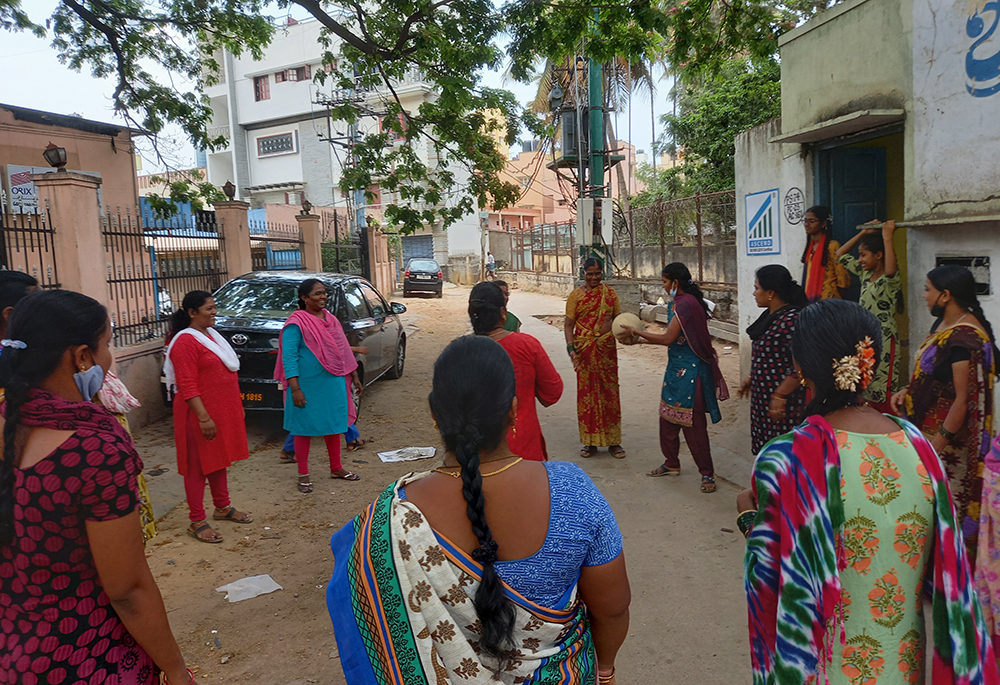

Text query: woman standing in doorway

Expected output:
[275,278,363,493]
[890,265,998,561]
[565,257,626,459]
[164,290,252,544]
[801,205,849,302]
[626,263,729,492]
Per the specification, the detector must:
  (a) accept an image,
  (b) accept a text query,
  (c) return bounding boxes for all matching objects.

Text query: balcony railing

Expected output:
[207,125,231,140]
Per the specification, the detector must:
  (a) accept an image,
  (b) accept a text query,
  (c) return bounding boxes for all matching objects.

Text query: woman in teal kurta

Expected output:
[276,278,362,492]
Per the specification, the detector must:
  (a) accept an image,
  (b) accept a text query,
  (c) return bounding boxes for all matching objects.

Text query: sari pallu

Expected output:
[746,415,998,685]
[906,322,995,561]
[568,284,621,446]
[327,474,597,685]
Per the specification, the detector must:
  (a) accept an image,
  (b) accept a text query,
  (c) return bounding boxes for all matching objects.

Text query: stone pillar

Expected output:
[213,200,253,277]
[295,213,323,272]
[32,171,108,306]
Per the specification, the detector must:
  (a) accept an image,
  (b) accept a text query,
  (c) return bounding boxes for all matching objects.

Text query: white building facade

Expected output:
[734,0,1000,378]
[203,18,483,274]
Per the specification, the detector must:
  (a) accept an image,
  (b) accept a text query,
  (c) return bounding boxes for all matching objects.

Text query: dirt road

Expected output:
[135,283,755,684]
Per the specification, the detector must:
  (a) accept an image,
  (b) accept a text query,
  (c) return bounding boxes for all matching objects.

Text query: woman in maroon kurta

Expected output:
[164,290,251,543]
[469,282,563,461]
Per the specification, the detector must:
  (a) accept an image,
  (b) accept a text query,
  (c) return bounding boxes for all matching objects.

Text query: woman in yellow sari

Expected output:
[564,258,625,458]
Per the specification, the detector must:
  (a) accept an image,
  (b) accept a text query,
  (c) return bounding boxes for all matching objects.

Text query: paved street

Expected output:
[135,283,755,683]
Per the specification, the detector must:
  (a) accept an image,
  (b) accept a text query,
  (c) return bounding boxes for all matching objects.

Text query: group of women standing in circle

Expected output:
[740,206,1000,681]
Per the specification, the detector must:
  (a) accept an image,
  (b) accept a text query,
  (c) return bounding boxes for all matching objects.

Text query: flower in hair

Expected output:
[832,336,876,392]
[0,339,26,350]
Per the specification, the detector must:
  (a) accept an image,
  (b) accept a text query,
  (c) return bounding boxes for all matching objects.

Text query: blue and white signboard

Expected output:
[745,188,781,256]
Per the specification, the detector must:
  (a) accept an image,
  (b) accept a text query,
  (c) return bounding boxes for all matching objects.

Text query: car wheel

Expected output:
[435,289,443,298]
[386,336,405,379]
[402,290,410,298]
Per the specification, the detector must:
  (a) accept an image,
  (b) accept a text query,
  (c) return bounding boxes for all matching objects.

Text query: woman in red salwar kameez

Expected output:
[164,290,252,544]
[469,282,563,461]
[564,258,625,458]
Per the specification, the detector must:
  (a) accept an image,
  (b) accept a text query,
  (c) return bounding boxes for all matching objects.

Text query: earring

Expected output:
[433,421,439,431]
[799,374,808,387]
[511,424,517,438]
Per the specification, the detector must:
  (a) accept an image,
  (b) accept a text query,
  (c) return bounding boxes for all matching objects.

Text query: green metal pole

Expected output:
[587,56,607,277]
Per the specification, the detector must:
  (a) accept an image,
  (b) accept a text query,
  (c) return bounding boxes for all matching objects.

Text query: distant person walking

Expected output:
[835,219,904,411]
[565,257,625,459]
[275,278,362,494]
[469,282,563,461]
[164,290,252,543]
[801,205,849,302]
[625,263,729,492]
[486,251,496,279]
[737,265,808,454]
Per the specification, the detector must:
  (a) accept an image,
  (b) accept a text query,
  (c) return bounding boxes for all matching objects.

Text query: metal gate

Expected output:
[401,234,434,266]
[320,209,365,276]
[0,200,60,288]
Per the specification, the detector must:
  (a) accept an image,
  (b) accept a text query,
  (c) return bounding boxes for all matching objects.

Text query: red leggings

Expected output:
[293,435,343,476]
[184,425,230,522]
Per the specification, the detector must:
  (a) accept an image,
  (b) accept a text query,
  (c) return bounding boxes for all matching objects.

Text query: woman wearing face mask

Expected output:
[801,205,849,302]
[890,265,998,563]
[624,263,729,492]
[0,290,190,685]
[564,257,626,459]
[164,290,252,543]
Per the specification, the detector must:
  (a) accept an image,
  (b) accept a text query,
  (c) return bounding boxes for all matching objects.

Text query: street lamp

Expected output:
[300,198,313,215]
[222,180,236,200]
[42,142,67,171]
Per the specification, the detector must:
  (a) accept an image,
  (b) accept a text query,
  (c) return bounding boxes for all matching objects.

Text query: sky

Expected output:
[1,0,675,172]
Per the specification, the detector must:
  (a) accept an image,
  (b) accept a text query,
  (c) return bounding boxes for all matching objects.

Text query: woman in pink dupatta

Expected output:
[275,279,363,493]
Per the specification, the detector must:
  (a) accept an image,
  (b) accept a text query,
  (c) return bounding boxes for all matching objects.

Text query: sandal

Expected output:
[580,446,597,458]
[346,438,366,451]
[188,521,223,543]
[298,476,313,494]
[701,475,717,493]
[279,450,296,463]
[609,445,626,459]
[647,465,681,477]
[213,506,253,523]
[331,470,361,481]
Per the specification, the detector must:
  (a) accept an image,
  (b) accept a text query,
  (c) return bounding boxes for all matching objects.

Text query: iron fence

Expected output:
[320,208,364,276]
[510,222,577,275]
[0,201,60,288]
[103,207,228,347]
[249,217,303,271]
[624,190,737,283]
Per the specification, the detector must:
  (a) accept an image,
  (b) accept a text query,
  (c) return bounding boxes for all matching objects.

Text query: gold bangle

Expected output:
[598,668,616,683]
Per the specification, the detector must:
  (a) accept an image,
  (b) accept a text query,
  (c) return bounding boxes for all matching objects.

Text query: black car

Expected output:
[210,271,407,410]
[403,258,443,297]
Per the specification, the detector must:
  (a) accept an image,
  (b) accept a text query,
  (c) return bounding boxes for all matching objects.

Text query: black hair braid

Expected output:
[469,282,505,336]
[455,424,515,663]
[0,372,27,545]
[969,301,1000,361]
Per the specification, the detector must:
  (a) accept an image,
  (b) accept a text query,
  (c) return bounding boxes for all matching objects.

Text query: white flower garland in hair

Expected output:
[832,336,876,392]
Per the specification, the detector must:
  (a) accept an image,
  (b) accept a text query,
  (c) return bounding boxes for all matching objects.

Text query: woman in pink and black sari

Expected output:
[327,336,631,684]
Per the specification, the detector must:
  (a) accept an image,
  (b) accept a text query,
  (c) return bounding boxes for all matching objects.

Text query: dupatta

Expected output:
[673,293,730,402]
[274,309,358,389]
[327,473,597,685]
[745,415,998,685]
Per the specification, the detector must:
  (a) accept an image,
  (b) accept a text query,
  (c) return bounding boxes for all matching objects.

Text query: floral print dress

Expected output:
[830,429,934,685]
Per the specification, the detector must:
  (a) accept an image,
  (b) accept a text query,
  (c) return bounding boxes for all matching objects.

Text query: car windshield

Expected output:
[408,260,438,271]
[213,279,303,318]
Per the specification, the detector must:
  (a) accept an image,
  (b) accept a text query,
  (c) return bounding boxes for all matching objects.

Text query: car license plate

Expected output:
[241,392,264,402]
[416,274,431,280]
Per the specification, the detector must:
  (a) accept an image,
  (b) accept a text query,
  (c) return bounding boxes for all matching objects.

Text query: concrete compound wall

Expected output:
[114,342,169,430]
[615,243,737,283]
[734,119,812,379]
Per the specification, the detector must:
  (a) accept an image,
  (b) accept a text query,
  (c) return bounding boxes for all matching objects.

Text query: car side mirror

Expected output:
[391,302,406,315]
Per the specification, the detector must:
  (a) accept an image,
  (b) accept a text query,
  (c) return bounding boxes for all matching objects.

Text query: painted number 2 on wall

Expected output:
[745,189,781,256]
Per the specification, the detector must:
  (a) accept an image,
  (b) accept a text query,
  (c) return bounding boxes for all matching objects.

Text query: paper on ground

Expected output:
[215,574,283,602]
[377,446,437,463]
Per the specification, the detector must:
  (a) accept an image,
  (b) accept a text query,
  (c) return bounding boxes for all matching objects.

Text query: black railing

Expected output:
[0,201,60,288]
[103,207,228,347]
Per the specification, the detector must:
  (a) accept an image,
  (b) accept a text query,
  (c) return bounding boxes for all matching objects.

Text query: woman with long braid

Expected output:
[327,336,631,684]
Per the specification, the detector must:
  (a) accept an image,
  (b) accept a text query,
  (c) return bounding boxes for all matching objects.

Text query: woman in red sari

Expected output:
[564,258,625,458]
[469,282,563,461]
[164,290,251,544]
